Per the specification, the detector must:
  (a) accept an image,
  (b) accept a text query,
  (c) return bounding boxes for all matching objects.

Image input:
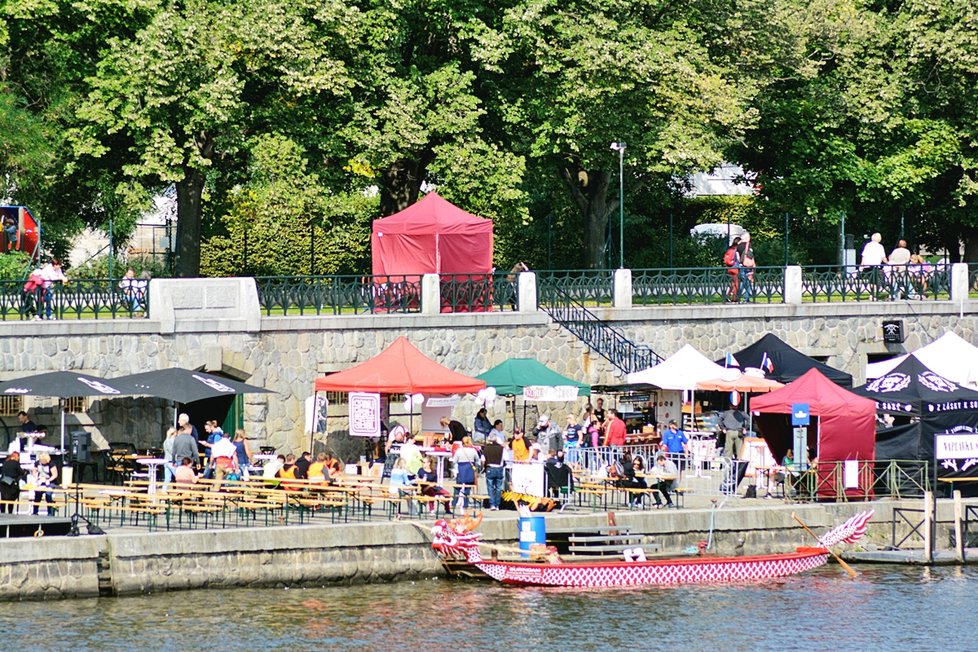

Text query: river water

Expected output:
[2,565,969,651]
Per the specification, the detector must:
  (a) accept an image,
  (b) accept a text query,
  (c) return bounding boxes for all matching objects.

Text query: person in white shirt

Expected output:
[210,432,239,490]
[859,233,887,297]
[37,258,68,320]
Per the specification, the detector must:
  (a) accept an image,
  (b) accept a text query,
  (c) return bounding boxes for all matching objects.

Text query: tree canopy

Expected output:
[2,0,978,275]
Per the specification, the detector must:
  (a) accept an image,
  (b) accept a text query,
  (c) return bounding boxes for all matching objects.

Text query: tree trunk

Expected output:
[559,165,612,269]
[175,169,205,277]
[175,131,214,277]
[379,154,433,215]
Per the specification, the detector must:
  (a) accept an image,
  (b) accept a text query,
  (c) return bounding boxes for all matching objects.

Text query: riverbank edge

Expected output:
[0,501,935,601]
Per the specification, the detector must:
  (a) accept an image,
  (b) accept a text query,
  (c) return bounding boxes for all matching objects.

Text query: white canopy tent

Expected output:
[866,332,978,389]
[627,344,730,428]
[627,344,728,389]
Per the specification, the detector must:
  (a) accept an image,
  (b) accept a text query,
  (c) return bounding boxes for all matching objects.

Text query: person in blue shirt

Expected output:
[661,420,689,456]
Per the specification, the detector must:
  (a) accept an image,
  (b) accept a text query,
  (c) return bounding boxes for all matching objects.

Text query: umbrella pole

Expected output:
[310,391,317,453]
[60,398,66,453]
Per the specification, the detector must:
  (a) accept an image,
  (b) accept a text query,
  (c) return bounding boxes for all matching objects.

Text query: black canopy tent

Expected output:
[719,333,853,387]
[113,368,273,433]
[852,355,978,468]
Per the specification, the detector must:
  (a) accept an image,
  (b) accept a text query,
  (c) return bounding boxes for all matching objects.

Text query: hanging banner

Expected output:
[304,394,329,434]
[523,385,580,403]
[935,427,978,481]
[349,392,381,437]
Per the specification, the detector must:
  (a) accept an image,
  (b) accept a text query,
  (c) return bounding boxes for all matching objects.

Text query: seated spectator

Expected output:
[308,452,332,484]
[651,453,678,508]
[388,457,413,496]
[621,456,648,507]
[417,456,452,515]
[174,457,198,487]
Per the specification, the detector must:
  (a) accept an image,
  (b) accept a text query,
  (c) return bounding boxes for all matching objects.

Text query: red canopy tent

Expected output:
[314,336,485,395]
[371,192,493,276]
[750,368,876,499]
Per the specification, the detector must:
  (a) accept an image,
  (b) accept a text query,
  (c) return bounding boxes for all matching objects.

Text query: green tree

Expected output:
[490,0,756,268]
[70,0,355,277]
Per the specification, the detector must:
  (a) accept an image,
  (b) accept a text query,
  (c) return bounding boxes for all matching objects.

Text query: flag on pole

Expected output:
[725,352,740,368]
[760,352,774,373]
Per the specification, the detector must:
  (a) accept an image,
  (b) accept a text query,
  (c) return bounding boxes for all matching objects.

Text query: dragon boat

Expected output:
[431,510,873,588]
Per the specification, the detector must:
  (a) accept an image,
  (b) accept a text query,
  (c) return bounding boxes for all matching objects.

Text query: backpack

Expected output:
[723,247,737,267]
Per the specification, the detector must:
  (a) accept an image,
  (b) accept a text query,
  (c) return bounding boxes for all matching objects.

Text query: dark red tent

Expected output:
[314,336,486,395]
[750,368,876,498]
[371,192,493,276]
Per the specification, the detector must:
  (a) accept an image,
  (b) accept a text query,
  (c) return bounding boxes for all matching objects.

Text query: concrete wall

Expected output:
[0,277,975,453]
[0,501,948,601]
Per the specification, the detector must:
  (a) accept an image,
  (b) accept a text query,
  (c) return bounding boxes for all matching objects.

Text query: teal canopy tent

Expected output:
[476,358,590,398]
[476,359,590,431]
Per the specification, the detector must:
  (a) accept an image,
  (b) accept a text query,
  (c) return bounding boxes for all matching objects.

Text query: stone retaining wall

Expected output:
[0,275,974,453]
[0,502,945,601]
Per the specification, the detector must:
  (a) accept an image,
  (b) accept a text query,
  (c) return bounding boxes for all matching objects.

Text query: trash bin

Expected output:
[517,515,546,558]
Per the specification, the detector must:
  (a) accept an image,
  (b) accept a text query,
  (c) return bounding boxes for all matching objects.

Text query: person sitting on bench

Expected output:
[651,453,678,508]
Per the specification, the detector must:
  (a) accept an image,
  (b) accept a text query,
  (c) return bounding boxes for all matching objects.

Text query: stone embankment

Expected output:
[0,501,938,601]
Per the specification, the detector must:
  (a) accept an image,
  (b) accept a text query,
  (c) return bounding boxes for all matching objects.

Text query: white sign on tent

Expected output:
[349,392,381,437]
[523,385,580,402]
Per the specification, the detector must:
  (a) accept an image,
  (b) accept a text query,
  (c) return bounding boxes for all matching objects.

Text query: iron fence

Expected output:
[438,273,517,312]
[537,269,614,307]
[802,264,950,302]
[255,274,423,316]
[632,266,785,305]
[0,279,148,320]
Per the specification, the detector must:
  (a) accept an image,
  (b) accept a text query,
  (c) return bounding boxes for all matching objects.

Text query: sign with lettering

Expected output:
[523,385,580,402]
[935,433,978,460]
[935,428,978,481]
[349,392,381,437]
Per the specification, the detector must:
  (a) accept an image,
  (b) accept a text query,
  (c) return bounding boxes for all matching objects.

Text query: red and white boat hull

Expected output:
[473,548,829,587]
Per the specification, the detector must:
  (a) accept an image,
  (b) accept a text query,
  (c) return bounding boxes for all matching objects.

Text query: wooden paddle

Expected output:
[791,512,858,579]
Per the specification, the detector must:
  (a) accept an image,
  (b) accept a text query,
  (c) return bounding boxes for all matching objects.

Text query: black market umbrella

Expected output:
[114,368,273,404]
[0,371,133,452]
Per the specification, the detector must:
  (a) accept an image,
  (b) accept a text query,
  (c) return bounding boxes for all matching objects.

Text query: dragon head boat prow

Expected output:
[431,514,484,562]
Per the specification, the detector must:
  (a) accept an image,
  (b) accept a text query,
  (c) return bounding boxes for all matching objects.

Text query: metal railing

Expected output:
[539,282,662,374]
[633,266,785,305]
[803,264,950,302]
[0,279,149,320]
[438,273,518,312]
[537,269,614,307]
[255,274,423,315]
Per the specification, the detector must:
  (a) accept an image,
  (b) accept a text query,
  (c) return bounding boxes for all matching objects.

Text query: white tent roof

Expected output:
[627,344,728,390]
[866,332,978,388]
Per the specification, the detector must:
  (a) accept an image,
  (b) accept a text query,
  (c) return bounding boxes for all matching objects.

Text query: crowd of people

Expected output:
[375,398,703,514]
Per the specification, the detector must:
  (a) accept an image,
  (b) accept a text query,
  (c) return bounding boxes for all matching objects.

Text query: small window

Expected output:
[324,391,347,406]
[0,395,23,416]
[65,396,87,414]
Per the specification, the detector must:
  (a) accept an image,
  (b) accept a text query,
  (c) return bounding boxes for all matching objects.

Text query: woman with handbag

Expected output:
[1,451,26,513]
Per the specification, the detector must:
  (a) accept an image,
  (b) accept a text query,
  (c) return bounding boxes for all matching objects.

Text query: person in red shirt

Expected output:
[603,408,627,448]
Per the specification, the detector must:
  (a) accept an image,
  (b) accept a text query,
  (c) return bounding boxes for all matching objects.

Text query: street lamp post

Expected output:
[610,142,626,269]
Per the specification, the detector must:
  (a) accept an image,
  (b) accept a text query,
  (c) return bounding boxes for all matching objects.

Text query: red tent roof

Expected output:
[750,368,876,464]
[372,192,493,235]
[314,336,486,394]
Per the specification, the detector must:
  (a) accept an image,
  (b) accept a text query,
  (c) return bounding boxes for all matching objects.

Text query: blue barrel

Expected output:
[517,515,546,557]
